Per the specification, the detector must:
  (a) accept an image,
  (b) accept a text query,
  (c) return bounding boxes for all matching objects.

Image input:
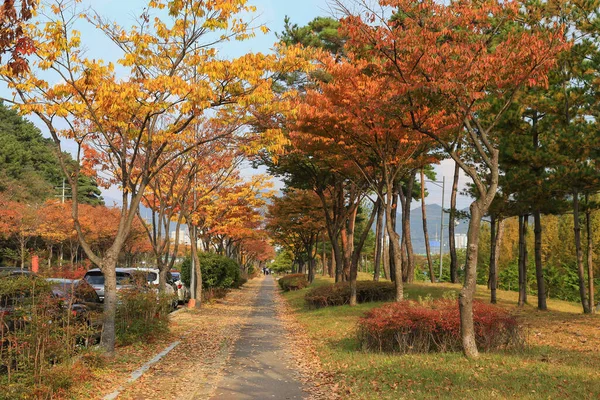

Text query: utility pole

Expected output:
[54,178,71,203]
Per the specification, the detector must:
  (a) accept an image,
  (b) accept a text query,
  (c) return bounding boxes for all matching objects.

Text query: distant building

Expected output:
[455,233,467,250]
[170,228,191,246]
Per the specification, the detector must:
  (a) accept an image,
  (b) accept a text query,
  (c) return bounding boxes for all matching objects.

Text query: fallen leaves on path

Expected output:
[79,278,262,400]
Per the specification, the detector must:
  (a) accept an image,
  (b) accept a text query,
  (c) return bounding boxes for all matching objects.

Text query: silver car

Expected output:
[83,268,136,302]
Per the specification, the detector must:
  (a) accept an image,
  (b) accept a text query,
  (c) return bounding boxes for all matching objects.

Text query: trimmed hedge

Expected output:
[305,281,396,308]
[180,253,243,290]
[358,299,524,353]
[278,274,309,291]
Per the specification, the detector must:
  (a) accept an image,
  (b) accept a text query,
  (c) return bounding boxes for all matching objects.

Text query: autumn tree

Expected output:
[339,0,565,357]
[1,0,304,354]
[0,0,37,74]
[266,189,325,282]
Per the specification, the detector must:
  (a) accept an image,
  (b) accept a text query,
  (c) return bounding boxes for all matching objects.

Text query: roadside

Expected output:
[75,276,263,399]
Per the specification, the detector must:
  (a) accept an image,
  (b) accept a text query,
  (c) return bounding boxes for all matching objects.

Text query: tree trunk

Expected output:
[189,225,202,307]
[385,191,403,301]
[322,234,327,276]
[449,159,460,283]
[350,202,378,306]
[489,215,498,304]
[459,201,484,359]
[586,199,595,312]
[533,210,547,311]
[308,256,316,284]
[329,247,335,278]
[334,232,344,282]
[100,256,118,355]
[573,190,591,313]
[400,174,415,282]
[20,238,25,270]
[389,189,399,282]
[421,168,435,283]
[343,205,358,282]
[374,198,383,281]
[382,222,390,280]
[518,215,528,307]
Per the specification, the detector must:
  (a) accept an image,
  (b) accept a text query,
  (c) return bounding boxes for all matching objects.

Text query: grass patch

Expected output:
[283,276,600,399]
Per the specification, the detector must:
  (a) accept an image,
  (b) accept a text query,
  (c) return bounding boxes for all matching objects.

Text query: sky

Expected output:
[16,0,474,210]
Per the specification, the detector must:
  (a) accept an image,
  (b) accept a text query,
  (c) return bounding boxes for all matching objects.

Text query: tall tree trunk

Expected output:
[382,219,390,280]
[533,210,547,310]
[100,255,118,355]
[585,197,595,313]
[389,190,399,283]
[400,174,415,282]
[385,191,403,301]
[322,234,327,276]
[449,160,460,283]
[573,190,591,313]
[489,215,498,304]
[420,168,435,283]
[189,224,202,307]
[343,205,358,282]
[374,198,383,281]
[350,203,378,306]
[460,200,485,359]
[518,215,528,306]
[329,247,335,278]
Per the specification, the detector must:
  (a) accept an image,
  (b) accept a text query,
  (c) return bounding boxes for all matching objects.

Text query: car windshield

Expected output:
[84,271,134,285]
[84,272,103,285]
[146,272,158,283]
[171,272,180,280]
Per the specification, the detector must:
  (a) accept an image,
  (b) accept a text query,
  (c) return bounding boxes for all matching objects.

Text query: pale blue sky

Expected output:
[24,0,473,209]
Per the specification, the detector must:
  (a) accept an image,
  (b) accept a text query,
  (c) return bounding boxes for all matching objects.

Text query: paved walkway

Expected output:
[211,275,306,400]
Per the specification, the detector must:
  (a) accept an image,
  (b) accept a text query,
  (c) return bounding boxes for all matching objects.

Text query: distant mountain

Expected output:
[375,204,470,255]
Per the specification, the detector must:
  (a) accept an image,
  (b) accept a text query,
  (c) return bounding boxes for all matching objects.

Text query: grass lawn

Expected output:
[283,274,600,399]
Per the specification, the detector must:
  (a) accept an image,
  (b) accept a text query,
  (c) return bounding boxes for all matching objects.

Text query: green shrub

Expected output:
[115,288,172,345]
[358,299,524,353]
[278,273,309,291]
[180,253,242,290]
[304,281,396,308]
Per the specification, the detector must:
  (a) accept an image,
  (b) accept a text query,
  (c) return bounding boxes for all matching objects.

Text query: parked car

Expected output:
[0,276,101,340]
[132,267,179,309]
[83,268,137,302]
[47,278,103,345]
[83,268,178,309]
[171,271,191,304]
[0,267,36,278]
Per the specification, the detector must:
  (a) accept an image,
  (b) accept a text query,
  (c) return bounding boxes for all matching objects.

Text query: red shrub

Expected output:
[278,274,309,291]
[358,300,524,353]
[305,281,396,308]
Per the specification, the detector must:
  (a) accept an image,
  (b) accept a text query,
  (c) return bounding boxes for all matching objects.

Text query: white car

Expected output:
[132,267,179,309]
[171,271,191,304]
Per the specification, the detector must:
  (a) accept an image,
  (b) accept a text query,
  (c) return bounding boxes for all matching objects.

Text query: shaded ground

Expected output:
[211,275,306,400]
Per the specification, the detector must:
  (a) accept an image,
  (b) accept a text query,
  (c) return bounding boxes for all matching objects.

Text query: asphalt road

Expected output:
[210,275,305,400]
